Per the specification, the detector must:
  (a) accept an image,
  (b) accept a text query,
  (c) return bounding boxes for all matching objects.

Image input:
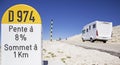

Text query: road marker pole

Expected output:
[1,4,42,65]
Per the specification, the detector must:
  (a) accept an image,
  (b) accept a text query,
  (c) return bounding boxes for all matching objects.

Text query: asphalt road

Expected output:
[75,43,120,57]
[61,41,120,57]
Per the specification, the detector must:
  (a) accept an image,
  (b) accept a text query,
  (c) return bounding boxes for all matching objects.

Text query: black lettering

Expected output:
[8,10,14,22]
[9,25,13,32]
[17,10,22,22]
[4,44,8,51]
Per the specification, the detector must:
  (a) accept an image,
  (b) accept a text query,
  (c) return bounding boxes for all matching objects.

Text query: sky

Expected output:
[0,0,120,40]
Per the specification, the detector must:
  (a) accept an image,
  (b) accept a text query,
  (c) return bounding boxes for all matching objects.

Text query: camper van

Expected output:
[82,21,112,43]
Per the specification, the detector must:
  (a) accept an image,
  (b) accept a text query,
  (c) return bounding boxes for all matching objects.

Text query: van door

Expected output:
[97,22,112,39]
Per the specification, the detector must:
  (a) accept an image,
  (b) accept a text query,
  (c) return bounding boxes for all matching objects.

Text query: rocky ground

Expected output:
[43,41,120,65]
[108,25,120,43]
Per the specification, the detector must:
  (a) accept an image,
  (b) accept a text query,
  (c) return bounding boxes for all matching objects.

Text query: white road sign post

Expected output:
[1,4,42,65]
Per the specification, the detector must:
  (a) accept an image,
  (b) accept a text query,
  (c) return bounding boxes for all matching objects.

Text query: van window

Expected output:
[82,30,85,34]
[89,25,91,30]
[86,28,88,32]
[93,24,96,28]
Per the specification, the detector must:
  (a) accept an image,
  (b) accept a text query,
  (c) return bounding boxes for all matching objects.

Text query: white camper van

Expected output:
[82,21,112,43]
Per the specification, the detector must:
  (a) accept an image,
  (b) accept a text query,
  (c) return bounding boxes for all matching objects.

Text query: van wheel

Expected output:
[103,40,107,43]
[90,38,94,42]
[82,38,85,42]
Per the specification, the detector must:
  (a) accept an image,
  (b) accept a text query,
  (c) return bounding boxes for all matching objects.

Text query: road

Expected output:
[61,41,120,57]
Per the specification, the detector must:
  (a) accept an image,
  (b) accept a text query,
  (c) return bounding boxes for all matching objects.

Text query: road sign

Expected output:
[1,4,42,65]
